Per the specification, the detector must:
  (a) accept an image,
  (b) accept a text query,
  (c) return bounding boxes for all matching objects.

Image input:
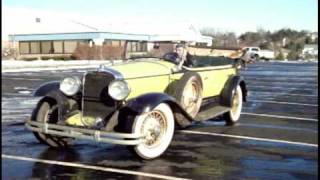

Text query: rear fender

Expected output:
[220,75,248,107]
[120,93,193,128]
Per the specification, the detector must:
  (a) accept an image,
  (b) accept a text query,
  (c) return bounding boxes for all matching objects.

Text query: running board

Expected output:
[195,105,231,121]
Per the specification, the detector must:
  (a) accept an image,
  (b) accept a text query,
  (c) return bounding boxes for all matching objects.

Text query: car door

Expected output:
[197,66,235,98]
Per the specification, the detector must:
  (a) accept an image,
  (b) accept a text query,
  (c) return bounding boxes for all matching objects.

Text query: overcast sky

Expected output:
[2,0,318,35]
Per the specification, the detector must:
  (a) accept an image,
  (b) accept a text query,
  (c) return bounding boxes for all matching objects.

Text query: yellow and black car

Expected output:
[26,55,247,159]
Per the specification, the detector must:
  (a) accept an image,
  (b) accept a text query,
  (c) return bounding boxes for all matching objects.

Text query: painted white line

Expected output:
[2,77,44,81]
[249,92,318,97]
[248,82,317,86]
[249,100,318,107]
[179,130,318,147]
[2,154,189,180]
[242,112,318,122]
[245,77,317,80]
[248,85,315,91]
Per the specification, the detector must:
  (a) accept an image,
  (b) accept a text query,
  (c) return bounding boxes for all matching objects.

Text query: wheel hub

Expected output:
[141,111,166,147]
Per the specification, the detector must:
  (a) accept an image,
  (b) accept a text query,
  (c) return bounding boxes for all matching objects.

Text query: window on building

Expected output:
[131,42,137,52]
[78,40,89,46]
[64,41,78,53]
[104,40,122,47]
[120,41,126,47]
[30,42,40,54]
[19,42,29,54]
[41,41,53,54]
[112,40,120,47]
[127,41,147,52]
[53,41,63,53]
[104,40,112,46]
[127,41,148,52]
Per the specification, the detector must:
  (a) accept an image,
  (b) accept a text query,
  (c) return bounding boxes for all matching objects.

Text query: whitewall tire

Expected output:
[131,103,175,159]
[223,85,243,125]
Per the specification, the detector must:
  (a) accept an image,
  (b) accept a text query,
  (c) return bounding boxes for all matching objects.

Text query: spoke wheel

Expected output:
[128,103,175,159]
[223,85,243,126]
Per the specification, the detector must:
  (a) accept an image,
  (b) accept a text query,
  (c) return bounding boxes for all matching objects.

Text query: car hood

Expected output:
[109,60,175,79]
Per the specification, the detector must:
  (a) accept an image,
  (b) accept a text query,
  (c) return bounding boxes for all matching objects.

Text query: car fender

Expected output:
[120,92,193,128]
[32,90,79,123]
[220,75,248,107]
[33,81,60,97]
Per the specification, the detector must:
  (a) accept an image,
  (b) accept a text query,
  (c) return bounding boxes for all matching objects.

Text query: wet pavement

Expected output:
[2,61,318,179]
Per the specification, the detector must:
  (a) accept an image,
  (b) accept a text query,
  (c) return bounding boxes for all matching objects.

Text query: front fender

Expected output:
[121,93,193,128]
[220,75,248,107]
[33,81,60,97]
[31,90,79,123]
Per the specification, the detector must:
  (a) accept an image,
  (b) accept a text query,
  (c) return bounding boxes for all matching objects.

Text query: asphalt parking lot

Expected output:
[2,61,318,179]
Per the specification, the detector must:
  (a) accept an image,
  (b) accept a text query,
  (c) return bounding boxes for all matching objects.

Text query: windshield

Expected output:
[126,42,237,69]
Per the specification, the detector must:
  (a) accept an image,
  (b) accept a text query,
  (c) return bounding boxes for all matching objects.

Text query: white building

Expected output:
[3,7,212,59]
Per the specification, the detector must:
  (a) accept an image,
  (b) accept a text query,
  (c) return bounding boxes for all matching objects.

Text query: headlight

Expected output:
[60,77,81,96]
[108,80,130,101]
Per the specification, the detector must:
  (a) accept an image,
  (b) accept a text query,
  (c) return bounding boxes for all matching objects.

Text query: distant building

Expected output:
[4,8,212,60]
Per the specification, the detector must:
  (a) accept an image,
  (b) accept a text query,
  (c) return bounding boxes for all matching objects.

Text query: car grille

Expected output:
[82,71,116,126]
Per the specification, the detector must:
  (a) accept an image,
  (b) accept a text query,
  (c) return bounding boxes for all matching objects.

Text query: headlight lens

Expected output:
[60,77,81,96]
[108,80,130,101]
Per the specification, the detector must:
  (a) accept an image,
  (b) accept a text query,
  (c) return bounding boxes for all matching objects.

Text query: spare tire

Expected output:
[173,72,203,118]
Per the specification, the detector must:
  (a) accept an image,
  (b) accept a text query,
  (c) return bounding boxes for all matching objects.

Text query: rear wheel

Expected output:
[223,85,243,126]
[32,101,73,148]
[126,103,175,159]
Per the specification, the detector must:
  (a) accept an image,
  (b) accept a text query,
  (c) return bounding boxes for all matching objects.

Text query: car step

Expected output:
[195,105,230,121]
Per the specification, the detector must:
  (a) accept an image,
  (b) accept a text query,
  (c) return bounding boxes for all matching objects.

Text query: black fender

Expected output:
[220,75,248,107]
[33,81,60,97]
[31,90,79,123]
[119,92,193,128]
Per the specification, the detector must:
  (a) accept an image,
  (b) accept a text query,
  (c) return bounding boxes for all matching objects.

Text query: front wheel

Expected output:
[128,103,175,159]
[32,101,73,148]
[223,85,243,126]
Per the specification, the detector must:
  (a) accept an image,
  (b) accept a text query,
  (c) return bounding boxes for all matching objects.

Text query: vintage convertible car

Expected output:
[26,55,247,159]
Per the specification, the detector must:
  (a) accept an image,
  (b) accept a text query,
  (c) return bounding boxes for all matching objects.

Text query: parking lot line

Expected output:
[179,130,318,147]
[249,92,318,97]
[2,154,189,180]
[248,82,317,86]
[2,77,44,81]
[248,85,315,91]
[242,112,318,122]
[249,100,318,107]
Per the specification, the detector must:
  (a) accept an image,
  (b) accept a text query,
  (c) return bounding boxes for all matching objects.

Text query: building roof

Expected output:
[4,7,212,43]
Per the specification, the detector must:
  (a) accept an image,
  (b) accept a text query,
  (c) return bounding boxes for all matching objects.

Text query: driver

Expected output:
[169,44,195,67]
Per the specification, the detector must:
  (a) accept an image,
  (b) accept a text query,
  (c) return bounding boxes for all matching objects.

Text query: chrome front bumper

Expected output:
[25,119,142,145]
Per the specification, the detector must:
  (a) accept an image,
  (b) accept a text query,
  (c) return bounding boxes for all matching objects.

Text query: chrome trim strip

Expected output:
[26,120,142,146]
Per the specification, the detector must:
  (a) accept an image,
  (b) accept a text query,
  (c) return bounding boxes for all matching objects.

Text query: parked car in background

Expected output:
[243,47,275,61]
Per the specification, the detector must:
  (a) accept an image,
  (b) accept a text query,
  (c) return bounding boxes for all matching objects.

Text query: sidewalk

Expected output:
[2,60,121,72]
